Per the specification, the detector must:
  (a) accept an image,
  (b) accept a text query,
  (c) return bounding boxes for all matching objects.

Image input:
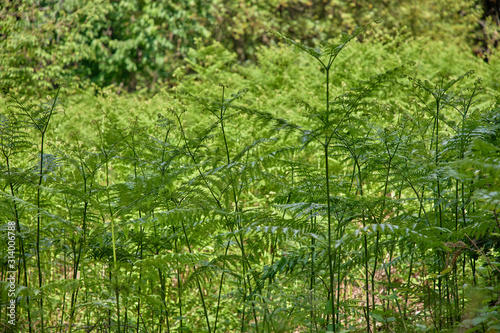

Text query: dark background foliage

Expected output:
[1,0,498,93]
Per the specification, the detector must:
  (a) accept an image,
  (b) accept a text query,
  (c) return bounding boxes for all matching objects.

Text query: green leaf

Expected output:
[471,315,488,326]
[269,30,322,58]
[325,300,333,314]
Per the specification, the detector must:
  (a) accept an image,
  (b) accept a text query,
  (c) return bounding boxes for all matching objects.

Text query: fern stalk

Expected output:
[272,24,373,331]
[180,213,212,332]
[218,84,261,333]
[68,146,92,333]
[98,113,121,333]
[26,86,60,333]
[213,85,234,333]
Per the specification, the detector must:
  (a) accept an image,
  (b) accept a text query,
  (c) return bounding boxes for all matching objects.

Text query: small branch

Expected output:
[494,209,500,233]
[465,234,500,275]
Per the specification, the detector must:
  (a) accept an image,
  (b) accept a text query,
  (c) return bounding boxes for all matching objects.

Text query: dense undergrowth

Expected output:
[1,27,500,333]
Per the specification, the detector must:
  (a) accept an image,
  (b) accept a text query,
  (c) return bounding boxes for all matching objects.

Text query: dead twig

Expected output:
[465,234,500,275]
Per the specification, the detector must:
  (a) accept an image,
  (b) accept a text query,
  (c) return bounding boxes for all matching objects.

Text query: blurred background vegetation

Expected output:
[1,0,498,95]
